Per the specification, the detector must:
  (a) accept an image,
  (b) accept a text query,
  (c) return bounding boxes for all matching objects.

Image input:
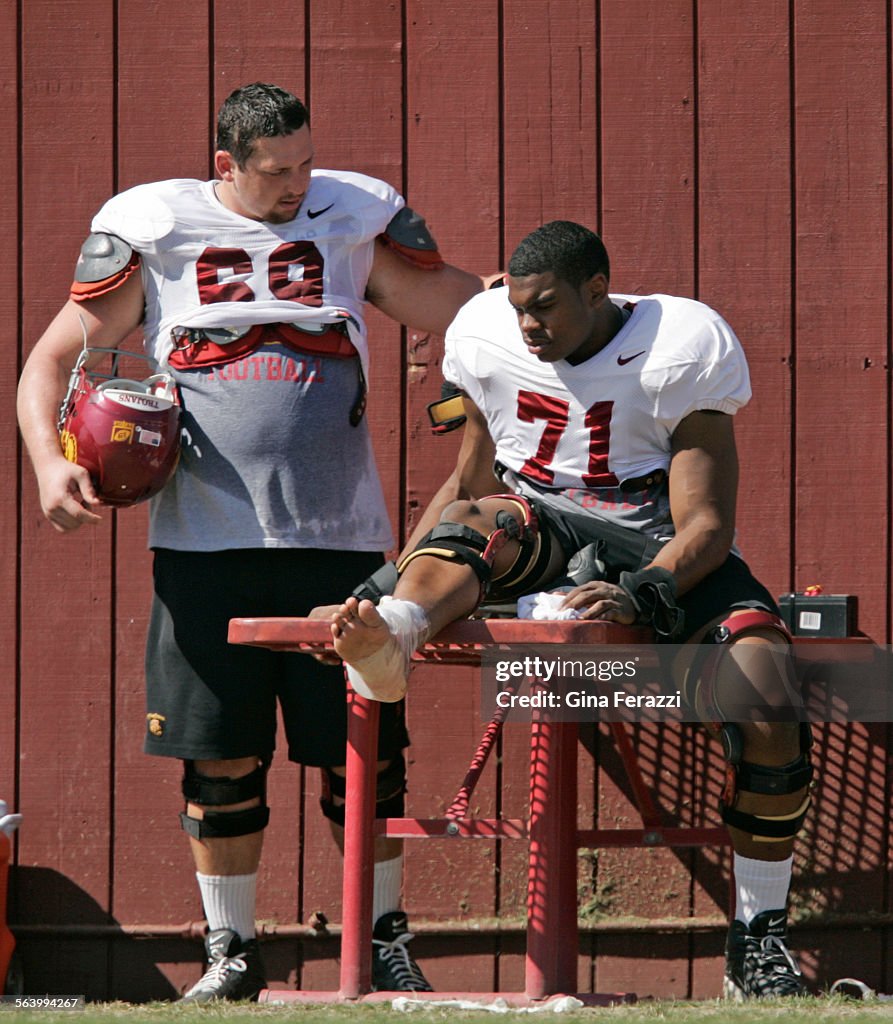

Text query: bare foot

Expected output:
[331,597,408,702]
[331,597,393,662]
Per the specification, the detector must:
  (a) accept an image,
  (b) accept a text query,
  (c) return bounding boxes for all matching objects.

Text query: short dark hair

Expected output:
[216,83,310,168]
[507,221,610,288]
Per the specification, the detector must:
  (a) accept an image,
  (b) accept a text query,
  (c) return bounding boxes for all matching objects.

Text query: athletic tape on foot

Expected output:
[345,597,429,703]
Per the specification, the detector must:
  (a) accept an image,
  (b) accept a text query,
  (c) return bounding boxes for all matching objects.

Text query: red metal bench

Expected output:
[228,616,876,1004]
[228,616,741,1005]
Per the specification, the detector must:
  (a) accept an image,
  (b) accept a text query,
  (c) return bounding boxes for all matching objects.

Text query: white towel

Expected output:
[516,591,581,621]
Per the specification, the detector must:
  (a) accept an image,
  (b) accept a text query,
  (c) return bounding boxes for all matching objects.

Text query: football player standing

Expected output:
[18,82,487,1001]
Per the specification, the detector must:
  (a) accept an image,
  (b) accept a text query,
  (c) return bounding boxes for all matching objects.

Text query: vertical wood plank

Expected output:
[502,0,599,239]
[697,0,793,598]
[213,2,308,105]
[793,0,888,641]
[793,723,889,989]
[299,1,405,990]
[17,0,117,999]
[791,2,889,992]
[401,0,502,991]
[693,0,794,992]
[0,0,20,817]
[403,0,501,539]
[596,4,697,982]
[0,0,22,980]
[600,0,697,296]
[109,1,214,999]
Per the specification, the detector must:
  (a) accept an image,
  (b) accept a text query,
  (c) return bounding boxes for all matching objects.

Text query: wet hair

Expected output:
[507,221,610,287]
[216,82,310,168]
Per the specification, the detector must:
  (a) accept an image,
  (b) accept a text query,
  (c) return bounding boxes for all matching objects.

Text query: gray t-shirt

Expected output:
[149,345,393,551]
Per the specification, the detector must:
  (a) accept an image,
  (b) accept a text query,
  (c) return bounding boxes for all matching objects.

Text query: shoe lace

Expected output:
[185,955,248,995]
[746,934,802,994]
[373,932,429,989]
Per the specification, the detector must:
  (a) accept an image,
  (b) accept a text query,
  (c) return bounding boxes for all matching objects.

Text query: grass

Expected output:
[3,996,893,1024]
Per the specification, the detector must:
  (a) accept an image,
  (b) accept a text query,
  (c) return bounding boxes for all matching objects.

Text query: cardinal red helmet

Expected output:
[58,349,182,507]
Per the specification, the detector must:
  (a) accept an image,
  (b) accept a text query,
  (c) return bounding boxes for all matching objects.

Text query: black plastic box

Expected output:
[778,592,858,637]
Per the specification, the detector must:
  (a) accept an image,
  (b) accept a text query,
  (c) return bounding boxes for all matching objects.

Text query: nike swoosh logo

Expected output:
[307,203,334,219]
[767,916,786,930]
[617,350,646,366]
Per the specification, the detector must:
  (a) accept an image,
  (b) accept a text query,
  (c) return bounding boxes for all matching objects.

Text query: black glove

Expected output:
[618,566,684,639]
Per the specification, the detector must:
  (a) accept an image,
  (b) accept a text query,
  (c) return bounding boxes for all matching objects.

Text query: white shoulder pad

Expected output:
[90,181,184,251]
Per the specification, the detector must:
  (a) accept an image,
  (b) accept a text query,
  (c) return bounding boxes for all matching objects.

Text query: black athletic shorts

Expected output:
[144,548,410,765]
[528,495,779,643]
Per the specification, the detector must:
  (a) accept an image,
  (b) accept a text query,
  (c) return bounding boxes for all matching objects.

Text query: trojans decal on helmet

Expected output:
[58,348,182,507]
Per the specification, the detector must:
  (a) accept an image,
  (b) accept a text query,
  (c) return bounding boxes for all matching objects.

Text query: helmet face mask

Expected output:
[58,349,182,507]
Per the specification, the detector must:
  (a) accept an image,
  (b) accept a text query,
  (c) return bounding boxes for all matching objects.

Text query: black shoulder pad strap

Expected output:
[352,561,400,604]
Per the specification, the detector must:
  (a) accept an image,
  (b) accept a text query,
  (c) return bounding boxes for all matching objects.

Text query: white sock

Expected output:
[733,853,793,925]
[346,597,430,703]
[372,854,403,927]
[196,872,257,941]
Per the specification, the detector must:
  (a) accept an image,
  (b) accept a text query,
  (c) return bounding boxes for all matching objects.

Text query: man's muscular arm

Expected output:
[366,241,484,336]
[650,410,738,590]
[561,410,738,622]
[17,270,145,532]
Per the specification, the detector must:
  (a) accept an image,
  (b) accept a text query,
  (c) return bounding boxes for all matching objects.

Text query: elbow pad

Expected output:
[379,207,445,270]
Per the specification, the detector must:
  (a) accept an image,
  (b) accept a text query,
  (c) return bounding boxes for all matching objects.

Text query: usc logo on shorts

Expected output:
[147,713,166,737]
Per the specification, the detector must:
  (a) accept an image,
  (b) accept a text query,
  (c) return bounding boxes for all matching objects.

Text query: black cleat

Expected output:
[179,928,266,1003]
[372,911,433,992]
[724,909,805,999]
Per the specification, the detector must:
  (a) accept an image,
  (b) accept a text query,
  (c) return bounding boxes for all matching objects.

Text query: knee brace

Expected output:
[689,609,793,729]
[719,721,814,841]
[319,754,407,828]
[395,495,548,602]
[179,760,271,840]
[687,610,812,841]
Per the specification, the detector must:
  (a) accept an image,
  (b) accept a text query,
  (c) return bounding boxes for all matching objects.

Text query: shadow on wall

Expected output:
[8,867,315,1002]
[578,719,892,993]
[10,867,182,1001]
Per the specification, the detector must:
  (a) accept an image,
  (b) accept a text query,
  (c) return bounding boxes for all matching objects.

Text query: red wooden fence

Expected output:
[2,0,891,1001]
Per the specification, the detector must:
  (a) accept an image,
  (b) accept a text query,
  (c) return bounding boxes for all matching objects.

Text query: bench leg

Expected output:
[526,718,579,998]
[339,689,379,998]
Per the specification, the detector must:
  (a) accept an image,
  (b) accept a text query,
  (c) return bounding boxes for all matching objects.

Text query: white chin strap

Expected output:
[345,597,430,703]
